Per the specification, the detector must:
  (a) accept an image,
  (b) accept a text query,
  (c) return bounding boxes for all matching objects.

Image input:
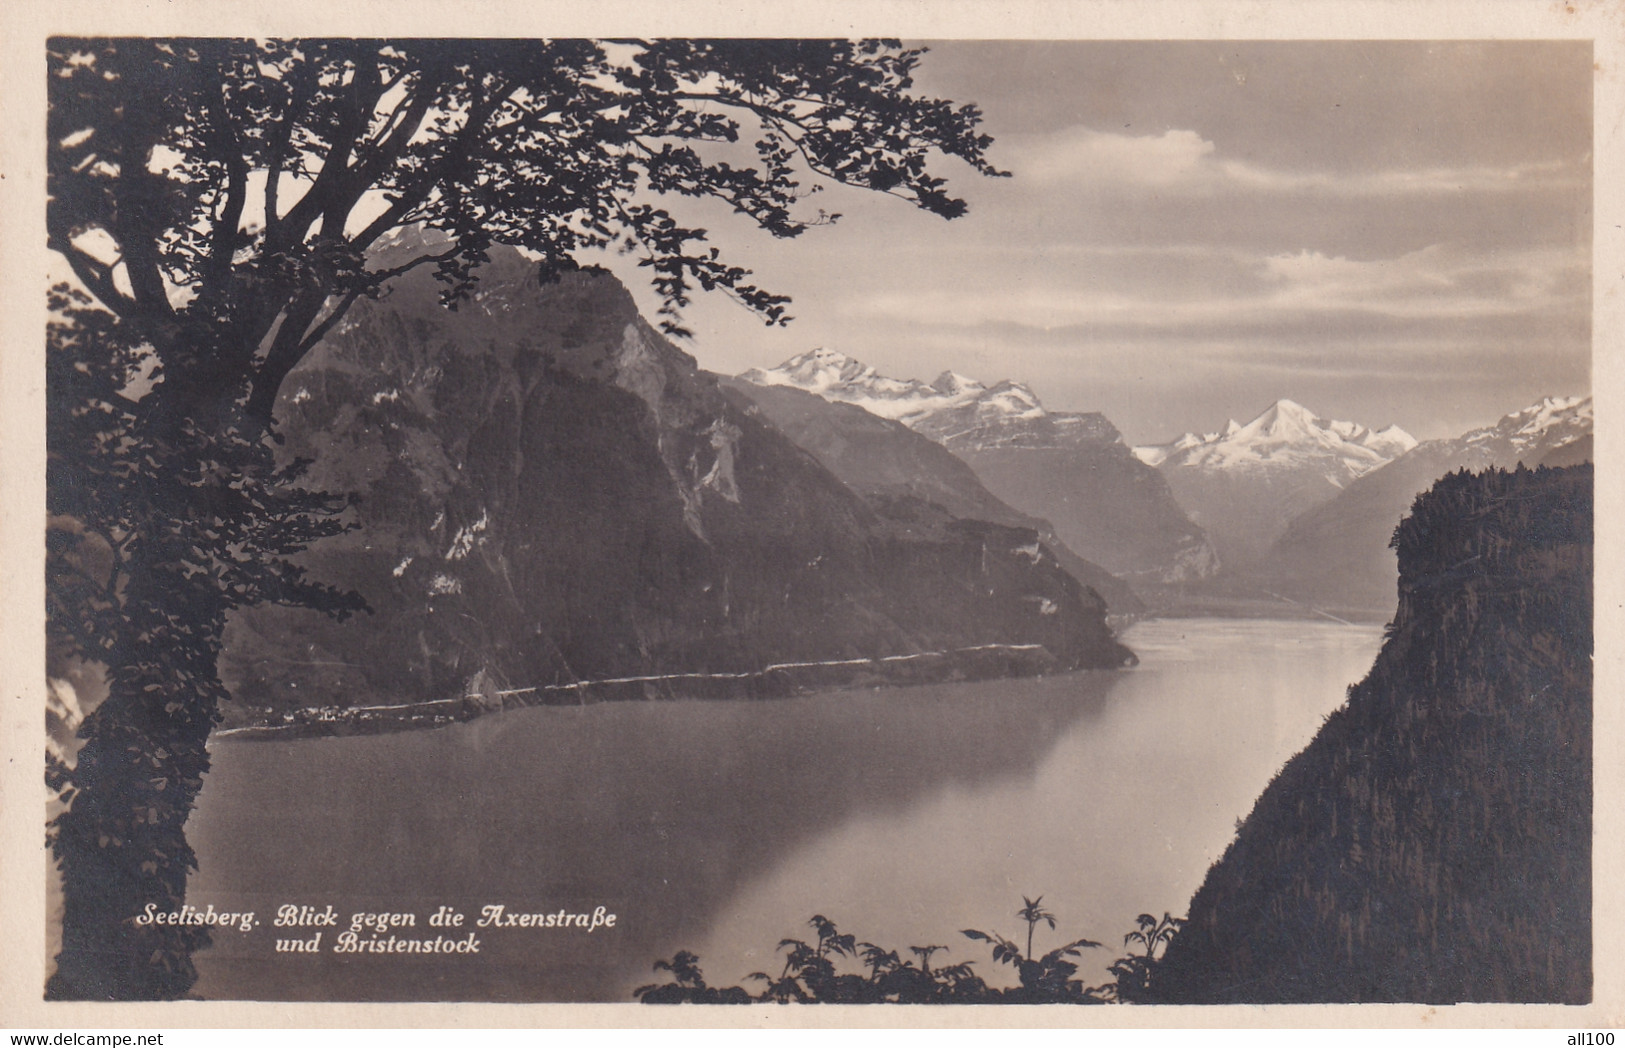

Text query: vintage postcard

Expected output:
[2,0,1620,1033]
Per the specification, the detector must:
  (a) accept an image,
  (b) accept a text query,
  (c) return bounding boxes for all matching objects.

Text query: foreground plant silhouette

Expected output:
[636,898,1162,1003]
[961,895,1106,1003]
[632,951,753,1005]
[1105,912,1186,1003]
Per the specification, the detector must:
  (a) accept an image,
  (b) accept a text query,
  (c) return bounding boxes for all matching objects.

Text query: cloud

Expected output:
[1256,245,1586,319]
[848,243,1585,332]
[1000,125,1584,199]
[667,43,1590,445]
[1012,127,1217,188]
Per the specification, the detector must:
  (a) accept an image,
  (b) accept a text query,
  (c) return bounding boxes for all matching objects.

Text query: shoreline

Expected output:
[215,640,1123,742]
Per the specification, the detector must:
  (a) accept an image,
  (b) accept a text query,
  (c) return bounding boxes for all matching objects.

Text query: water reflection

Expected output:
[690,618,1384,991]
[189,618,1382,1001]
[188,664,1121,1001]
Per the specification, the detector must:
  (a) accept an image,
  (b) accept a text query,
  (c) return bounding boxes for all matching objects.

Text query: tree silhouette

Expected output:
[909,943,947,976]
[46,37,1002,999]
[634,950,752,1004]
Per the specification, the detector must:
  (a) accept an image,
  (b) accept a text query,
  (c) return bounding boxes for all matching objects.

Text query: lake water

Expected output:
[186,617,1384,1001]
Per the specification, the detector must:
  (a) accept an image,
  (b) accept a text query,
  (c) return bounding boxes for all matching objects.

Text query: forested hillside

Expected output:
[1151,465,1592,1003]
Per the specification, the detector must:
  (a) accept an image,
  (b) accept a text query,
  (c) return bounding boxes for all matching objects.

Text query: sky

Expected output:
[603,41,1592,444]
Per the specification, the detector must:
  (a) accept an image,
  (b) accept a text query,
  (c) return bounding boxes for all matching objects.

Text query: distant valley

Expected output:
[717,377,1145,616]
[1254,396,1594,615]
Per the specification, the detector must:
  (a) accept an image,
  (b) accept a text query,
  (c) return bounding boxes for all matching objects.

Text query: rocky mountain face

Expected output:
[220,249,1132,719]
[1151,464,1592,1003]
[1258,396,1592,615]
[1133,399,1417,572]
[740,349,1217,585]
[717,378,1144,615]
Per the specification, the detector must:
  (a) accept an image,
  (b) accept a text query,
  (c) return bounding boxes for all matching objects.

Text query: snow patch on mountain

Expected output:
[445,508,489,560]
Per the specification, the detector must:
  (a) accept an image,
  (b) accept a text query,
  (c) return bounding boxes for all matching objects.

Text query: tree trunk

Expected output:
[49,486,230,999]
[46,319,357,998]
[46,388,237,994]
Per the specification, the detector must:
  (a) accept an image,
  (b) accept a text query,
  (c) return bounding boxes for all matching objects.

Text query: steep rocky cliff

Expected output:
[221,248,1132,721]
[1149,465,1592,1003]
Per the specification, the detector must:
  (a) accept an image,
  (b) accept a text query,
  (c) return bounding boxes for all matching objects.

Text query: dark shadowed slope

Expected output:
[718,378,1144,615]
[951,421,1218,589]
[1151,465,1591,1003]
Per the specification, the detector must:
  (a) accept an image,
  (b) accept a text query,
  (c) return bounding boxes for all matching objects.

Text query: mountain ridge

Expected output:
[717,377,1145,616]
[1133,399,1416,471]
[739,350,1219,586]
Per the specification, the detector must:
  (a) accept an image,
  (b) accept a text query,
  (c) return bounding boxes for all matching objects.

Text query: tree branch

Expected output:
[47,238,136,319]
[293,289,362,357]
[112,194,178,326]
[348,76,518,252]
[245,288,329,423]
[205,83,249,298]
[267,50,388,254]
[639,91,932,215]
[242,73,515,415]
[263,60,322,242]
[356,68,433,172]
[365,244,462,286]
[322,75,439,245]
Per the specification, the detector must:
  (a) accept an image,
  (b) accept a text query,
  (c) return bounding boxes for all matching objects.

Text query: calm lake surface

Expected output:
[187,617,1384,1001]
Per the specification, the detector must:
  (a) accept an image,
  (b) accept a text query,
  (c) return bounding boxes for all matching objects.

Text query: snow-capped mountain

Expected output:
[1461,395,1592,458]
[1258,394,1592,614]
[1134,399,1417,571]
[1133,398,1417,474]
[742,347,1129,452]
[739,350,1219,586]
[741,348,1047,438]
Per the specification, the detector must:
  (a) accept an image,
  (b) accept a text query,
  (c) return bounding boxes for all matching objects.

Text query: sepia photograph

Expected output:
[3,0,1619,1033]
